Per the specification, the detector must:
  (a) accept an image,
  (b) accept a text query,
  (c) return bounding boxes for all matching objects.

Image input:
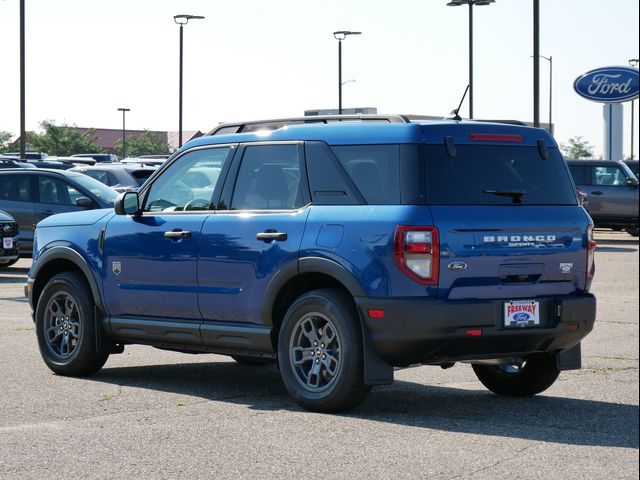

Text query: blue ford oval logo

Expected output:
[513,312,530,322]
[448,261,468,271]
[574,66,639,103]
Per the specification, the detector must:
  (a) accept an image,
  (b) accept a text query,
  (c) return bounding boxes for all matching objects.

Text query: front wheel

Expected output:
[35,272,109,376]
[472,355,560,396]
[277,289,371,412]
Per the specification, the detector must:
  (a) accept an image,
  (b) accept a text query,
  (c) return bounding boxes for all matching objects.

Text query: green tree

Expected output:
[29,121,99,156]
[0,131,13,153]
[560,136,595,159]
[115,130,171,157]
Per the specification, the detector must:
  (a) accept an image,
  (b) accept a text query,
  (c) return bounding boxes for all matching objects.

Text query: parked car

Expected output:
[0,209,20,268]
[0,168,119,253]
[26,120,596,412]
[71,153,118,163]
[5,151,48,160]
[70,164,157,193]
[566,159,639,236]
[1,156,37,169]
[623,159,639,178]
[120,157,168,167]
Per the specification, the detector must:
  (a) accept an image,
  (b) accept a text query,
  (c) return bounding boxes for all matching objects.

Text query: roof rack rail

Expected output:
[206,114,411,136]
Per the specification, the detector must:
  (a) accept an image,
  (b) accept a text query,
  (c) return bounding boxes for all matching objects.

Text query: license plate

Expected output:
[3,237,12,249]
[504,300,540,328]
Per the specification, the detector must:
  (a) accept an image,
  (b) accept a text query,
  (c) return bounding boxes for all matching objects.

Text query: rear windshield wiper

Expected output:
[482,189,526,204]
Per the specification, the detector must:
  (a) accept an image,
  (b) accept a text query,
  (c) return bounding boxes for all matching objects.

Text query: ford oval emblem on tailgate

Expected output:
[448,261,468,271]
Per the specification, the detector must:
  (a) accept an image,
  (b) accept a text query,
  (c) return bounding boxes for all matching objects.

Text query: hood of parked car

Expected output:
[37,209,114,228]
[0,210,16,222]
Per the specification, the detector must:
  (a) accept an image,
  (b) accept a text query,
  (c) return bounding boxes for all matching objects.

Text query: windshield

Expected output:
[425,145,577,205]
[70,173,119,205]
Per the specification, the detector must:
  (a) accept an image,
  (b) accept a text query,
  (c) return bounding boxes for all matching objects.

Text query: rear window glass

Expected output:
[130,170,154,185]
[425,145,576,205]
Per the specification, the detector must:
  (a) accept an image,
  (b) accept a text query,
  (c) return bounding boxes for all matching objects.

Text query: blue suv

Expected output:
[26,120,597,412]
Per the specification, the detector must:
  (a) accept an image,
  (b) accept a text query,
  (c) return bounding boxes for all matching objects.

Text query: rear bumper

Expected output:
[356,294,596,367]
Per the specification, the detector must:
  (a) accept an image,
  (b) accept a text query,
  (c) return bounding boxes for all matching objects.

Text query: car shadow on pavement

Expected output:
[90,361,638,450]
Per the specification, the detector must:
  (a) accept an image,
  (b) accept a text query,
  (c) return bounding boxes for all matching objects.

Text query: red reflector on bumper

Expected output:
[465,329,483,337]
[567,323,579,331]
[368,309,385,319]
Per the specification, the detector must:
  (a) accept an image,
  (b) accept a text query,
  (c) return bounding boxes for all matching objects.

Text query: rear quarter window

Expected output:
[425,145,576,205]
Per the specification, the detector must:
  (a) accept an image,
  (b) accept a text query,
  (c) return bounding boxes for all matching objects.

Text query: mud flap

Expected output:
[556,342,581,371]
[361,323,394,385]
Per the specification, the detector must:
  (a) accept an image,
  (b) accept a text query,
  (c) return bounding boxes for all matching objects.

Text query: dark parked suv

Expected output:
[0,169,119,253]
[26,120,596,412]
[0,209,20,268]
[566,159,639,236]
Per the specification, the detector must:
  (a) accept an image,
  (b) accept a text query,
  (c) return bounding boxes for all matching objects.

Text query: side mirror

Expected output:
[626,178,639,188]
[114,191,141,216]
[75,196,95,208]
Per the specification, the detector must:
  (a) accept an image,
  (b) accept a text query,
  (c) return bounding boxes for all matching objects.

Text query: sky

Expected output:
[0,0,638,157]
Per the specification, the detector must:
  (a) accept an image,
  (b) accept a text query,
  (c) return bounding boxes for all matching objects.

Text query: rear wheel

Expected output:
[277,289,371,412]
[625,227,639,237]
[35,272,108,376]
[472,355,560,396]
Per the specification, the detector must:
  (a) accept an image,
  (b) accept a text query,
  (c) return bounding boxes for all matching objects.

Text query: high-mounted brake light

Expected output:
[469,133,524,143]
[586,225,596,290]
[394,226,439,285]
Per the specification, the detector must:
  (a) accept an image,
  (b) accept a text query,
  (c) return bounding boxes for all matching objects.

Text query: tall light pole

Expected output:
[20,0,26,158]
[174,14,204,148]
[117,108,130,159]
[533,0,540,127]
[447,0,495,119]
[333,31,361,115]
[533,55,552,134]
[629,58,639,160]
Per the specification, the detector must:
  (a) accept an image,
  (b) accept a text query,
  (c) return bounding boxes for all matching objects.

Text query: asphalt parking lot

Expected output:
[0,229,637,480]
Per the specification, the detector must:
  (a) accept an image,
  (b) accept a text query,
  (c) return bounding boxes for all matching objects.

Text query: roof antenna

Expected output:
[445,85,469,121]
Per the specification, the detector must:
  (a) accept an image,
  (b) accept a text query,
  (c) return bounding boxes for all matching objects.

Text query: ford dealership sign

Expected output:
[574,66,639,103]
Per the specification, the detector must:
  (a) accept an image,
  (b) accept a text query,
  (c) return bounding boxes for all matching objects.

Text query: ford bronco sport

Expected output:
[27,120,596,412]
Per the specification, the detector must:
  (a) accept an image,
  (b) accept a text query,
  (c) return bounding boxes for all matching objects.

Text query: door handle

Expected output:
[590,191,603,196]
[164,230,192,240]
[256,231,288,242]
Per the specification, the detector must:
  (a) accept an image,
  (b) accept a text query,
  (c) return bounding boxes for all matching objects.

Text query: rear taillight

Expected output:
[586,225,596,290]
[394,226,439,285]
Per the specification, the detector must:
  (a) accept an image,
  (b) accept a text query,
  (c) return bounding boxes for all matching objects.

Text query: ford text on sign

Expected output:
[574,66,639,103]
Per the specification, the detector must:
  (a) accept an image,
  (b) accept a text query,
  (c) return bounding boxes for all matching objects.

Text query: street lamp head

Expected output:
[333,31,362,40]
[174,14,205,25]
[629,59,639,67]
[117,107,130,112]
[447,0,494,6]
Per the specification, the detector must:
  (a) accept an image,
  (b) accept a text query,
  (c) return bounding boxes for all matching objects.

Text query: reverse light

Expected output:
[394,226,439,285]
[586,225,596,290]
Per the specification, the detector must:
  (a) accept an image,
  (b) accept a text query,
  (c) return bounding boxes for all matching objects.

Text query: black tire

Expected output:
[472,355,560,396]
[277,289,372,413]
[231,355,273,366]
[0,257,19,269]
[35,271,108,376]
[625,227,639,237]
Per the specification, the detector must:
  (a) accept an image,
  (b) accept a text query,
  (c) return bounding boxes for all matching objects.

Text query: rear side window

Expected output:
[231,144,305,210]
[130,170,154,186]
[0,174,32,202]
[331,145,400,204]
[425,145,576,205]
[568,165,587,185]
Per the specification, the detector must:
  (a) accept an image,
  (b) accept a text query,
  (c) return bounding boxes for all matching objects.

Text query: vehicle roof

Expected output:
[70,163,156,171]
[189,120,557,150]
[565,159,628,165]
[0,167,87,177]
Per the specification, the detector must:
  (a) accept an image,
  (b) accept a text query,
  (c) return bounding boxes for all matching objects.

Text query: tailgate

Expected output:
[431,206,591,300]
